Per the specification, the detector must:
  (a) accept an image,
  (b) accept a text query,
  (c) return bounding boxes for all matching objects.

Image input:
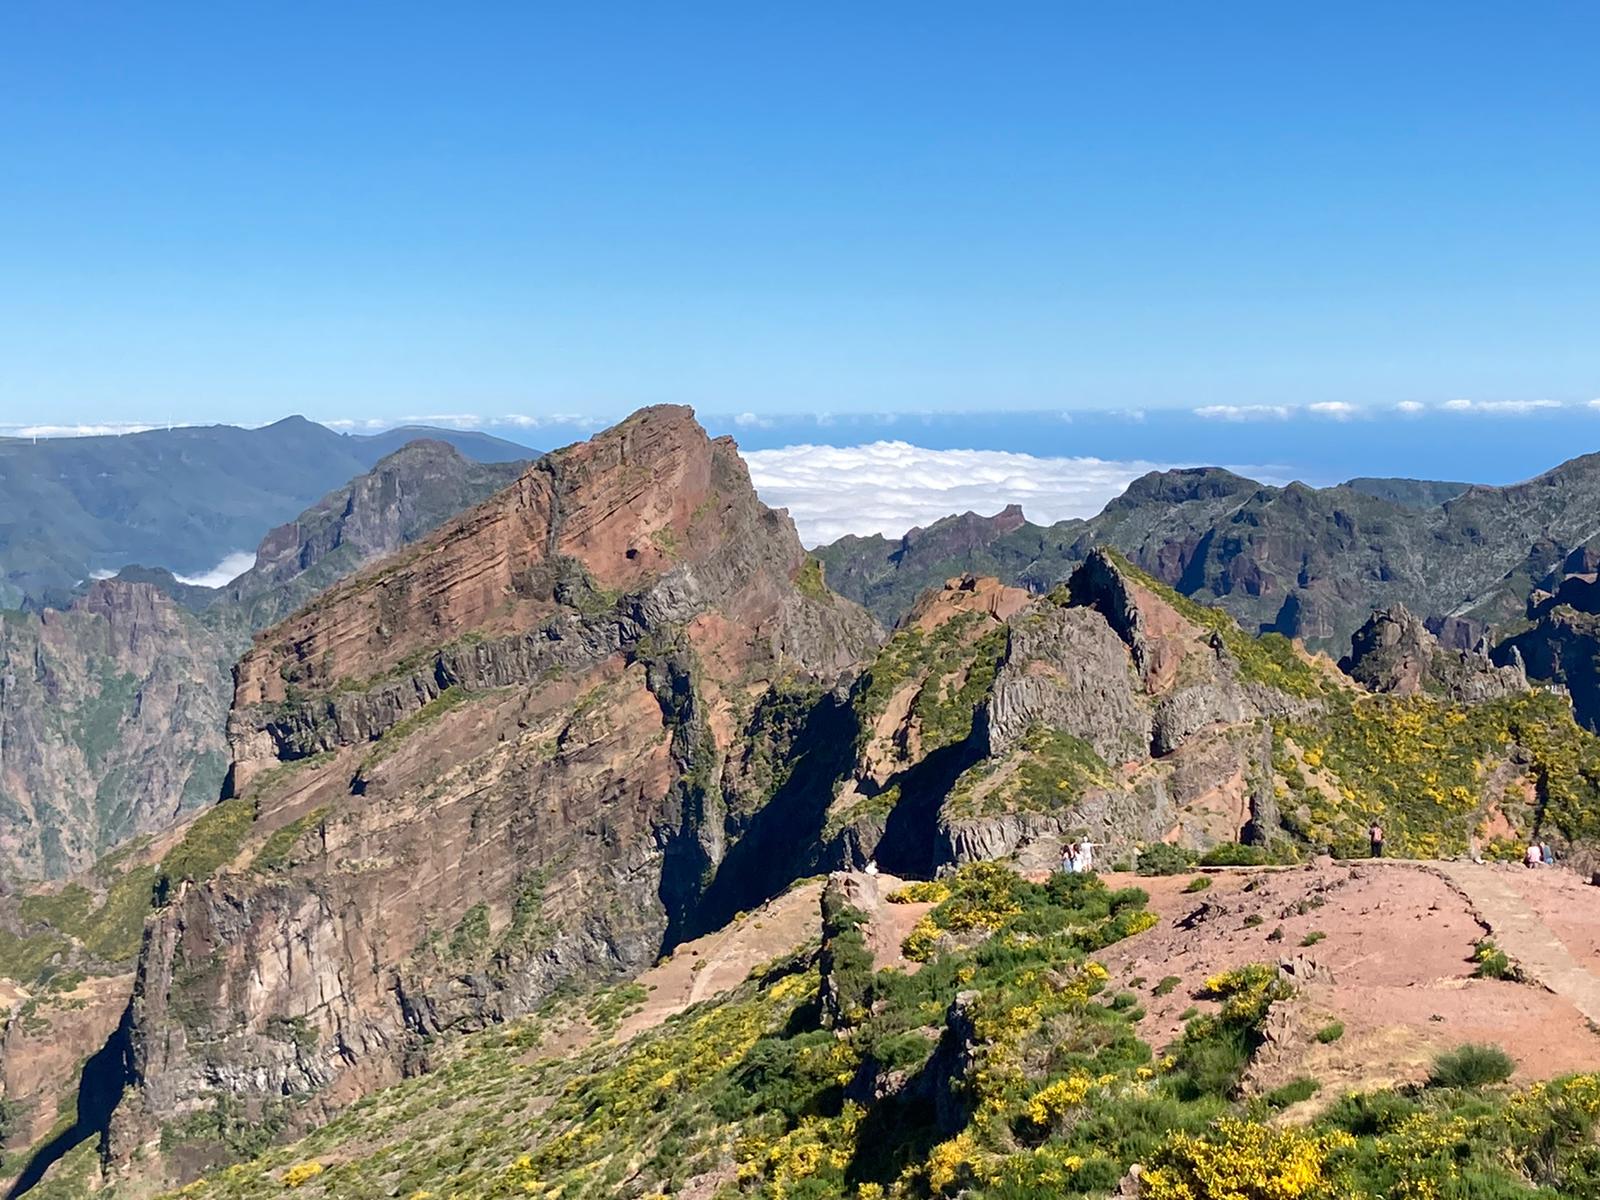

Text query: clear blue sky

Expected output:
[3,3,1599,428]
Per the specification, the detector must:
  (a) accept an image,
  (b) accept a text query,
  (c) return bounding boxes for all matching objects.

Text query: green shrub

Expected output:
[1472,938,1517,980]
[1315,1021,1345,1044]
[1197,843,1282,868]
[1301,931,1326,947]
[1137,844,1196,876]
[1153,975,1181,997]
[1428,1043,1515,1089]
[1263,1076,1320,1109]
[1183,876,1212,894]
[1323,1088,1419,1135]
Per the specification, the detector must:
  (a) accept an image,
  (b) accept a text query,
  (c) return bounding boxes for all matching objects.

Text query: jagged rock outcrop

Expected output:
[1341,604,1528,702]
[982,604,1150,763]
[828,551,1330,876]
[1500,606,1600,731]
[109,407,879,1176]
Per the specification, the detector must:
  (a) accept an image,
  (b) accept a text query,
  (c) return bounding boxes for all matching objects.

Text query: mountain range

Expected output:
[0,417,530,608]
[815,456,1600,663]
[3,410,1600,1197]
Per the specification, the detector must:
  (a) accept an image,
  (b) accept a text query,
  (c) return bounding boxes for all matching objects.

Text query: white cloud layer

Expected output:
[1440,398,1561,414]
[0,422,164,438]
[172,551,257,589]
[743,441,1168,547]
[1193,404,1292,421]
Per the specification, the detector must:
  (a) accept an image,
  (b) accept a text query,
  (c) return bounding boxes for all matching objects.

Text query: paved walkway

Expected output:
[1430,860,1600,1026]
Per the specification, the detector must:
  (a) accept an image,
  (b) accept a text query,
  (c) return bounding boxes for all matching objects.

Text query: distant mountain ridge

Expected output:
[0,416,532,607]
[815,452,1600,657]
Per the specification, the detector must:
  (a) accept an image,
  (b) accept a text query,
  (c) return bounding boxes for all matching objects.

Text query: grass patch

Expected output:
[251,808,330,873]
[1428,1043,1515,1089]
[1263,1076,1321,1109]
[156,798,255,901]
[364,686,471,767]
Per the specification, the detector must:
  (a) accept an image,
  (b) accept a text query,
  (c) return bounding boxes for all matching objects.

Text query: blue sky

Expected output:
[3,3,1600,504]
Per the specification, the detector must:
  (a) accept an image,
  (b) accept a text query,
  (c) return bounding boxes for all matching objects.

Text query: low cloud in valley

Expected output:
[743,441,1168,546]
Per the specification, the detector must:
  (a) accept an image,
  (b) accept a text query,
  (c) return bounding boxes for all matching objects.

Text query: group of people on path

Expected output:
[1061,838,1095,874]
[1523,841,1557,868]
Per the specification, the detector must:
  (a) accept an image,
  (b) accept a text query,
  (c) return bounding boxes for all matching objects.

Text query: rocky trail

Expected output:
[1084,858,1600,1102]
[605,858,1600,1078]
[1431,860,1600,1025]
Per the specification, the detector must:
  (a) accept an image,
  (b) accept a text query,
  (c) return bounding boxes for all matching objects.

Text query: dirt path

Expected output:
[613,880,825,1041]
[1431,861,1600,1026]
[1095,860,1600,1096]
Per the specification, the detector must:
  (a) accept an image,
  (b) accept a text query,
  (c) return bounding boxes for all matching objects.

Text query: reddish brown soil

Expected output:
[1095,862,1600,1101]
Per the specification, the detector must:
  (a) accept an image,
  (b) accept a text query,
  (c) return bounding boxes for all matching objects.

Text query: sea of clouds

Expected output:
[742,441,1168,546]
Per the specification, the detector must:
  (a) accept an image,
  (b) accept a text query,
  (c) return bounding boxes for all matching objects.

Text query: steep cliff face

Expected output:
[0,584,232,878]
[817,552,1335,877]
[217,441,525,633]
[0,443,526,883]
[111,407,878,1175]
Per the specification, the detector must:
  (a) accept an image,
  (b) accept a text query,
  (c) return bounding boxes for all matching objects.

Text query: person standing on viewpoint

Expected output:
[1369,822,1384,859]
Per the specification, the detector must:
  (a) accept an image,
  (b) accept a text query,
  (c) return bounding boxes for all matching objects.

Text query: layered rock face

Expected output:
[218,441,525,633]
[0,442,525,882]
[113,407,878,1171]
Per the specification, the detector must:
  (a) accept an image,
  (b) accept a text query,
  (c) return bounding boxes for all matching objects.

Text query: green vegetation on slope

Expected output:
[1279,690,1600,858]
[944,725,1114,818]
[127,860,1600,1200]
[155,798,254,900]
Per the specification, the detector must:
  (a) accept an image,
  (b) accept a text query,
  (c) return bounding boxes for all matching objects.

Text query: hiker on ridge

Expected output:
[1369,822,1384,859]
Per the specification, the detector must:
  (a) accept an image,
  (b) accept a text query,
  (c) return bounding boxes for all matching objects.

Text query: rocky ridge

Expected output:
[96,406,878,1187]
[1340,603,1529,702]
[0,442,524,882]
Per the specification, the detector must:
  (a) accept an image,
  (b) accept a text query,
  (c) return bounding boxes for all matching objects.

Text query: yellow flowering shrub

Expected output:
[1022,1072,1094,1127]
[1142,1118,1355,1199]
[888,880,950,904]
[282,1160,324,1188]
